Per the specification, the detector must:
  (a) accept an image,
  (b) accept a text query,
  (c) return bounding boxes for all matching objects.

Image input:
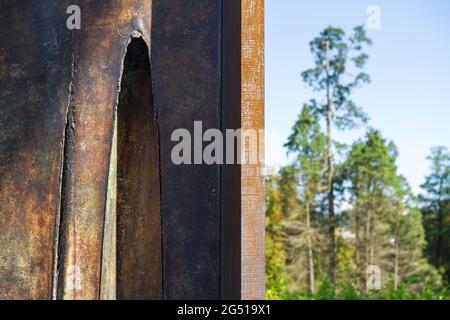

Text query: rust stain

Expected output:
[0,1,73,299]
[241,0,265,300]
[0,0,153,300]
[56,0,153,300]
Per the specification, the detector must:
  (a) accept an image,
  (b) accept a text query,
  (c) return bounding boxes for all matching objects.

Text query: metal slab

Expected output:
[0,0,265,300]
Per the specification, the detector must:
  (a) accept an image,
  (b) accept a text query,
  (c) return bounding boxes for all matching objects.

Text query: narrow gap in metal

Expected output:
[221,0,242,299]
[112,37,162,300]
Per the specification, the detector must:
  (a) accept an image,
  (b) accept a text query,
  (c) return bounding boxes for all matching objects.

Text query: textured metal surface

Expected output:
[0,0,154,300]
[0,1,72,300]
[116,38,161,300]
[56,0,153,300]
[0,0,265,300]
[241,0,265,300]
[100,112,117,301]
[152,0,222,299]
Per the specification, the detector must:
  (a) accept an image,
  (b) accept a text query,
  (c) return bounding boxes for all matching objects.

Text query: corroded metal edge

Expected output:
[241,0,265,300]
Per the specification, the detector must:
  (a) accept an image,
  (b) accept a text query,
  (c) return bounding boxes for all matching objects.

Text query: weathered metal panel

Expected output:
[241,0,265,300]
[56,0,153,300]
[0,0,72,300]
[0,0,265,300]
[101,113,117,301]
[151,0,222,300]
[0,0,153,300]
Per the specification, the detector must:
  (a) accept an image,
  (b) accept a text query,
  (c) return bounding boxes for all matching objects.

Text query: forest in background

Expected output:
[265,26,450,300]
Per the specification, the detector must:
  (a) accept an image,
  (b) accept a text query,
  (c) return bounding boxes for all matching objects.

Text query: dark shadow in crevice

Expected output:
[115,38,162,300]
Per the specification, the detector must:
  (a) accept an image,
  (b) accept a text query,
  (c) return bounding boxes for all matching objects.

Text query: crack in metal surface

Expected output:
[52,52,77,300]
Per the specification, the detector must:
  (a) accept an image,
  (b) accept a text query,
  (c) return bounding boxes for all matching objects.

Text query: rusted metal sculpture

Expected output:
[0,0,264,300]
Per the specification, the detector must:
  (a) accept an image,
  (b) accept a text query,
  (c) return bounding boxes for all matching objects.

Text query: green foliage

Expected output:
[285,103,327,200]
[299,25,373,285]
[278,166,302,218]
[420,146,450,281]
[265,163,450,299]
[282,105,328,293]
[265,25,450,301]
[265,173,291,298]
[301,26,371,130]
[268,279,450,301]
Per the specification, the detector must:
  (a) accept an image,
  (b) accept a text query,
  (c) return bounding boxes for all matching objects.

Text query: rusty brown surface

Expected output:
[0,0,154,300]
[100,113,117,300]
[56,0,153,300]
[241,0,265,300]
[0,1,72,299]
[0,0,265,300]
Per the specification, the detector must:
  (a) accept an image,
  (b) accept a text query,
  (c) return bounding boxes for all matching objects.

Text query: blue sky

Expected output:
[265,0,450,194]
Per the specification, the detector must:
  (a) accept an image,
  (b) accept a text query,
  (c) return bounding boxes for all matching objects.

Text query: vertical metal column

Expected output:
[241,0,266,300]
[0,0,265,300]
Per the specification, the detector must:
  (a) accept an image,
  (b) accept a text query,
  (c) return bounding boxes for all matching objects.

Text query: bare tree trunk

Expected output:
[394,240,399,291]
[355,208,362,290]
[325,47,337,285]
[436,177,444,265]
[369,211,375,266]
[306,200,316,293]
[366,210,371,265]
[393,211,401,291]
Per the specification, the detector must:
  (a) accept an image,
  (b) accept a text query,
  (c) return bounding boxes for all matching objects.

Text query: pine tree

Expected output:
[265,172,289,297]
[343,131,441,291]
[393,205,442,291]
[284,104,327,293]
[301,26,372,284]
[278,165,302,218]
[343,130,399,290]
[420,146,450,282]
[276,165,311,291]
